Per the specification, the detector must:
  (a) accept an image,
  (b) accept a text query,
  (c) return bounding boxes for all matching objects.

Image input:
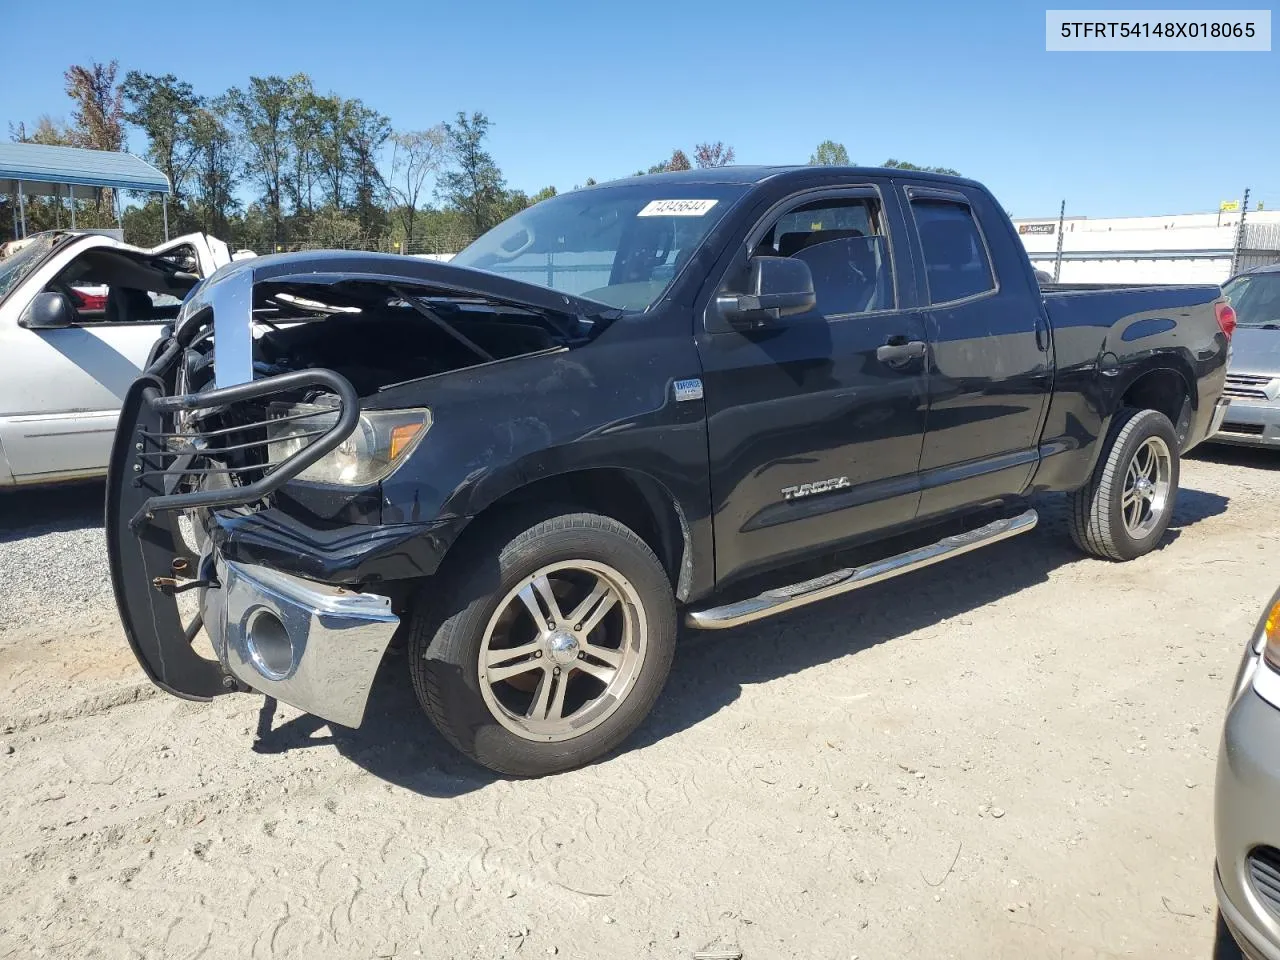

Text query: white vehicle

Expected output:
[0,231,231,487]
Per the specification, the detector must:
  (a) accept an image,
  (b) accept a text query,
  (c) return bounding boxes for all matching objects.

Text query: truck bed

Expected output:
[1041,282,1223,295]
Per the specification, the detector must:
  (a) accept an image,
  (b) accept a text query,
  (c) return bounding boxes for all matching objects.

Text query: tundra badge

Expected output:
[673,378,704,402]
[782,477,852,501]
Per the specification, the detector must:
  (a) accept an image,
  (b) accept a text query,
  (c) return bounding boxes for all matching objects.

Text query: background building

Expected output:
[1013,208,1280,284]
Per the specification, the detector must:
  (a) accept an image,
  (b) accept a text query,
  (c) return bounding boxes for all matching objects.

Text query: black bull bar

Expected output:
[105,346,360,701]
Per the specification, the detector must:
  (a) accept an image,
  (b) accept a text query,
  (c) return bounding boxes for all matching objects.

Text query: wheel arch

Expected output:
[1115,359,1198,448]
[438,466,695,602]
[1041,358,1199,496]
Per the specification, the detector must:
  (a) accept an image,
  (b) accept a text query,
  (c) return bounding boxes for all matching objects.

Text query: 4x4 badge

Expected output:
[673,378,704,402]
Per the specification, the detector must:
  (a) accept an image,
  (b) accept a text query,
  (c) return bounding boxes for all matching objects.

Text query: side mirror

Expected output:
[20,292,74,330]
[716,256,816,329]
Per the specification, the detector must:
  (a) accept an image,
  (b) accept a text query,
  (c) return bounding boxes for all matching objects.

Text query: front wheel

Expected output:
[1067,406,1180,561]
[408,510,677,776]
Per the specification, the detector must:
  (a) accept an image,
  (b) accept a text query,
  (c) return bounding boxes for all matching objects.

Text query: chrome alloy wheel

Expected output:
[477,560,647,742]
[1122,435,1172,540]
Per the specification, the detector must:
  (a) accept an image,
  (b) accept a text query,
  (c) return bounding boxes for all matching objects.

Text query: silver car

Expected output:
[1216,263,1280,447]
[1216,586,1280,958]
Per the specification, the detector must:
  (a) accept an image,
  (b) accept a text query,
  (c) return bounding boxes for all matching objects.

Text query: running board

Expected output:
[685,509,1039,630]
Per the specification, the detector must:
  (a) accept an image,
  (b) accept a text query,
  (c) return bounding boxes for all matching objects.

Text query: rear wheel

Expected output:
[1067,406,1180,561]
[408,510,677,776]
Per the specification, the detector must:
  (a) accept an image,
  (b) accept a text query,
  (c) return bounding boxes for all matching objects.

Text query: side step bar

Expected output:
[685,509,1038,630]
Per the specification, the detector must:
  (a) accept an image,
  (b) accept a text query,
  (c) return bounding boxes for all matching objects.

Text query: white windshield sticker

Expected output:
[637,199,719,217]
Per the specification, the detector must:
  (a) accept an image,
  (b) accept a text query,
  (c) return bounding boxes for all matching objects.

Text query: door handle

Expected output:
[876,338,927,364]
[1033,316,1048,353]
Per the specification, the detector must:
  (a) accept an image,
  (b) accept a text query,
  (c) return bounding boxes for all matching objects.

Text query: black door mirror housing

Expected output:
[716,256,816,329]
[20,291,75,330]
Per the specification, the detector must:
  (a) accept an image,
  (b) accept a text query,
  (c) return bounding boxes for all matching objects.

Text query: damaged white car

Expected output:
[0,231,231,487]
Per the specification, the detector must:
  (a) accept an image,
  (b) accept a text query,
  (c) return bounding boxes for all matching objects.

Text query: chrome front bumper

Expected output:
[201,554,400,727]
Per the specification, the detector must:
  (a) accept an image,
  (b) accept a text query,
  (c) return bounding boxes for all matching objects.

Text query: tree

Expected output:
[284,79,323,218]
[694,141,735,168]
[122,72,202,204]
[496,189,532,222]
[883,158,961,176]
[63,60,126,224]
[438,111,507,236]
[225,75,299,245]
[644,148,691,175]
[387,126,447,248]
[530,185,558,203]
[188,99,240,238]
[809,140,850,166]
[312,93,354,210]
[64,60,124,152]
[346,103,391,237]
[11,117,71,146]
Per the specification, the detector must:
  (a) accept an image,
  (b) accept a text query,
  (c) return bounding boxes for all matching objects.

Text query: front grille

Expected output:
[1248,847,1280,919]
[1221,421,1266,436]
[1225,374,1276,401]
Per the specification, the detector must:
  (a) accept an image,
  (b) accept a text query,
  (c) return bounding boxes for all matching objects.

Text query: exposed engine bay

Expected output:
[158,278,599,501]
[254,300,566,396]
[181,278,593,400]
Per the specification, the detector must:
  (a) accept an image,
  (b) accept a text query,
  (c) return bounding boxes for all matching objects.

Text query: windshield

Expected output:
[451,183,748,311]
[1224,271,1280,329]
[0,234,58,303]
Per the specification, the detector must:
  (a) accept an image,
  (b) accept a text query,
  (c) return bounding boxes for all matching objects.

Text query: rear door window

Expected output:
[910,197,996,305]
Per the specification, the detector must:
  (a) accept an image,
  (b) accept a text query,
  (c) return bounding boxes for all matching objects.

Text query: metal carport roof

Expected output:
[0,142,170,199]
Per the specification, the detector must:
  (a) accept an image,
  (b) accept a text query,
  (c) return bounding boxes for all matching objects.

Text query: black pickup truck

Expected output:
[107,167,1233,776]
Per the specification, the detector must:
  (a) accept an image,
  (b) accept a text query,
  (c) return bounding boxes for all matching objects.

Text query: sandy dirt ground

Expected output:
[0,447,1277,960]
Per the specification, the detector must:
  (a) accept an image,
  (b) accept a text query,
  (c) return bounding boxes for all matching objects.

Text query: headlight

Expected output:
[267,398,430,486]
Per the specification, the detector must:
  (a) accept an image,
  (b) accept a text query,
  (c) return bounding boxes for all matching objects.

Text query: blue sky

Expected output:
[5,0,1277,218]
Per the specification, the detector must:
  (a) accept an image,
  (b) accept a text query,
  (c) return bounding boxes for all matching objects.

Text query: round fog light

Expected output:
[245,609,294,680]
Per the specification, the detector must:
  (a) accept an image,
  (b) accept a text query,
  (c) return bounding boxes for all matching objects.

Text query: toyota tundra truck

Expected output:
[106,166,1234,776]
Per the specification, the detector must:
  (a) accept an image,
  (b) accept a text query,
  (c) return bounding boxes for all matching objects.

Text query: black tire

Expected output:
[1214,911,1245,960]
[1067,406,1180,561]
[408,509,677,777]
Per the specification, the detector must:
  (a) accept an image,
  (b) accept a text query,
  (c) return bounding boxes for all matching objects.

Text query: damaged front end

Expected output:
[106,269,404,726]
[108,254,605,727]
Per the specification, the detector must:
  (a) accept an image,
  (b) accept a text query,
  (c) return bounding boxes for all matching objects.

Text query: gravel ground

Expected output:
[0,447,1277,959]
[0,482,110,632]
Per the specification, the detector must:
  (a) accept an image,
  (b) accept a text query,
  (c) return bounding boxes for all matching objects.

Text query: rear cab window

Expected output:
[908,194,997,305]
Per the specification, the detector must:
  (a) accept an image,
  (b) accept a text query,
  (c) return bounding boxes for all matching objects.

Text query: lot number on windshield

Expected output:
[638,199,719,217]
